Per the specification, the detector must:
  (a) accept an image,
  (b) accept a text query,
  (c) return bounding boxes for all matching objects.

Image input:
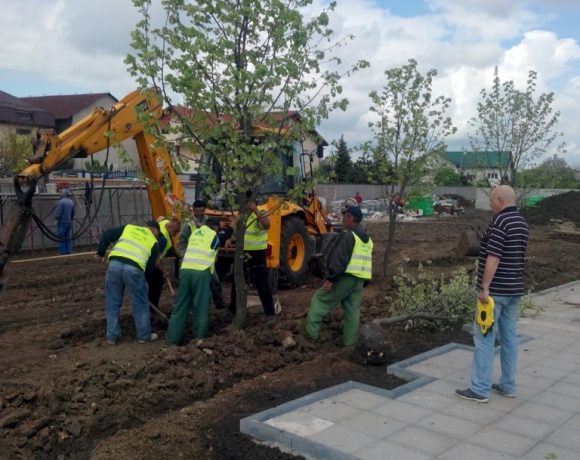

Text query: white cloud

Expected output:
[0,0,578,166]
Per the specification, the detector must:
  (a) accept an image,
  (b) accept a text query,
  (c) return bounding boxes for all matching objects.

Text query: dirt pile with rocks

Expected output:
[523,191,580,226]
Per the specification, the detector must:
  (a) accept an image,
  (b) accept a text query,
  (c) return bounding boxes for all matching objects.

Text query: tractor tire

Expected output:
[279,216,314,287]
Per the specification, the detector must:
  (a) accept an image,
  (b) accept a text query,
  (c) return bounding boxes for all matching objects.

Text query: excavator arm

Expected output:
[0,89,185,292]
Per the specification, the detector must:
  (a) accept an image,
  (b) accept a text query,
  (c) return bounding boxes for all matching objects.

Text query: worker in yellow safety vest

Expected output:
[305,206,373,346]
[96,220,163,344]
[166,217,221,343]
[225,197,277,317]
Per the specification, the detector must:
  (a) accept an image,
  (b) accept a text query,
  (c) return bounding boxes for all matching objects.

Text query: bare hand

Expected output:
[94,254,104,262]
[322,280,333,292]
[478,289,490,303]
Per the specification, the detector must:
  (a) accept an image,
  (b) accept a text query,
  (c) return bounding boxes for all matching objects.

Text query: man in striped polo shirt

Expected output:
[457,185,529,403]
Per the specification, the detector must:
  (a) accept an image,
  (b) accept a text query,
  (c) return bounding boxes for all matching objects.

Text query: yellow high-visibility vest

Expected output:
[109,224,157,271]
[181,225,218,271]
[345,232,373,280]
[243,212,267,251]
[158,219,172,258]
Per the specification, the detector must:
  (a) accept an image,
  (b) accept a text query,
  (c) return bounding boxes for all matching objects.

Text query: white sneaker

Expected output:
[138,332,159,344]
[274,300,282,315]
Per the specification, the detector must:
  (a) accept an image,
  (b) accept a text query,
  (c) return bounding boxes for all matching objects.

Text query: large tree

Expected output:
[516,155,579,189]
[127,0,367,326]
[334,135,352,182]
[368,59,456,277]
[469,68,564,186]
[0,131,32,177]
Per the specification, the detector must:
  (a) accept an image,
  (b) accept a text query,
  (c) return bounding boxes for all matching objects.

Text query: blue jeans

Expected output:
[471,295,520,397]
[57,222,72,254]
[104,260,152,342]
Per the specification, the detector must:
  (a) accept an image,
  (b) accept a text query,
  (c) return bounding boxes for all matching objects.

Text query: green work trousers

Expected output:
[305,275,364,346]
[166,268,212,344]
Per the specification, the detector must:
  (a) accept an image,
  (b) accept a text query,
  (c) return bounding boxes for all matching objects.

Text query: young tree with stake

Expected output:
[126,0,368,327]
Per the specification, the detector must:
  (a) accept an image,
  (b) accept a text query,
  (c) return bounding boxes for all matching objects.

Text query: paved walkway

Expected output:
[242,281,580,459]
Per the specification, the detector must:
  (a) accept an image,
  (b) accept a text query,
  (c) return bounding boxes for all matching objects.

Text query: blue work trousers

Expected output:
[471,295,520,397]
[57,222,73,254]
[104,260,152,342]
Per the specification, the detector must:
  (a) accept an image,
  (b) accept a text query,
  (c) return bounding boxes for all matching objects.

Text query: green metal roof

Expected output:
[443,151,511,169]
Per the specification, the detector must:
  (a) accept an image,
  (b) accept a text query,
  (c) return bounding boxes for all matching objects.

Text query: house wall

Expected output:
[70,95,140,171]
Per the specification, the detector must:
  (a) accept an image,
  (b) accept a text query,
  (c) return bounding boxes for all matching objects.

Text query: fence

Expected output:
[0,186,153,253]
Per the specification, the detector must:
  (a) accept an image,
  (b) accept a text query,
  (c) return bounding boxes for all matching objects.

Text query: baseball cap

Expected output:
[345,206,363,222]
[145,220,161,231]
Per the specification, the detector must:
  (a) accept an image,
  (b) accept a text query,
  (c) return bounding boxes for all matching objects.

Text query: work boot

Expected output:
[138,333,159,344]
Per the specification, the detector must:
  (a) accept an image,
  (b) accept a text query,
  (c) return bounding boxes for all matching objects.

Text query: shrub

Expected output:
[393,261,475,330]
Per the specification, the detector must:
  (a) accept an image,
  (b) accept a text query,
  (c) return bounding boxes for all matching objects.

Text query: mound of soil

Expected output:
[523,191,580,226]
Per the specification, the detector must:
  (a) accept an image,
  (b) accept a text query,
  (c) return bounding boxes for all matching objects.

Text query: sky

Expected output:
[1,0,579,166]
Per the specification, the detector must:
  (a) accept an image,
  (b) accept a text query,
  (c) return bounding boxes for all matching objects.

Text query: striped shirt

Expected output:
[477,206,529,296]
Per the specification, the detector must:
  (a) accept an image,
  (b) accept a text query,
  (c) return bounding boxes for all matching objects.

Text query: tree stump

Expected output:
[456,229,480,256]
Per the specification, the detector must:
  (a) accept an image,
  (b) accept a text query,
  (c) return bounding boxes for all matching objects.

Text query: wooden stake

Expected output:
[166,278,175,296]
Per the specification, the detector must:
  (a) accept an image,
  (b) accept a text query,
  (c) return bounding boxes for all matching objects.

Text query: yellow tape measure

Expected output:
[476,296,494,336]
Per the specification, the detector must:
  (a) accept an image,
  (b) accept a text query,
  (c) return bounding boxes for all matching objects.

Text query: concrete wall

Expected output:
[315,184,476,204]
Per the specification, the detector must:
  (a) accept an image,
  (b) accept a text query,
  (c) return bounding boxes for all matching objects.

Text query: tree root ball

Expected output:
[354,323,391,366]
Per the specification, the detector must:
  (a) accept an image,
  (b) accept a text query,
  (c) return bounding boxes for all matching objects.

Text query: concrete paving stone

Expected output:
[504,383,542,401]
[549,351,580,367]
[398,389,458,412]
[533,390,580,412]
[511,401,575,426]
[441,401,504,425]
[494,413,554,440]
[519,365,571,381]
[264,412,335,437]
[562,371,580,386]
[517,370,561,390]
[520,442,580,460]
[421,379,459,397]
[406,361,462,379]
[545,426,580,450]
[440,370,470,387]
[296,400,363,423]
[485,392,525,412]
[371,399,434,424]
[548,381,580,398]
[355,439,431,460]
[330,389,390,411]
[536,355,580,373]
[518,338,555,359]
[561,413,580,432]
[337,410,407,440]
[417,412,481,438]
[468,426,538,457]
[526,319,580,334]
[387,425,459,456]
[437,442,516,460]
[307,423,377,454]
[407,348,473,371]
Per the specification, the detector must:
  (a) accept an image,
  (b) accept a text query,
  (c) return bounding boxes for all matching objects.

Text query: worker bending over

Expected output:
[96,220,162,344]
[166,217,221,343]
[305,207,373,346]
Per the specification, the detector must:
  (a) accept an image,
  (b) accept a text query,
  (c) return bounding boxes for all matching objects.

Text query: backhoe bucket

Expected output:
[0,180,36,293]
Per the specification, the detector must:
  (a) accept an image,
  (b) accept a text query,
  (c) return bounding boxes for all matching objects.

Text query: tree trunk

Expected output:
[232,197,248,329]
[382,207,398,278]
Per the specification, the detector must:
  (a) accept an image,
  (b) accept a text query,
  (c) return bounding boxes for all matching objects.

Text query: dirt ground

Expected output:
[1,206,580,459]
